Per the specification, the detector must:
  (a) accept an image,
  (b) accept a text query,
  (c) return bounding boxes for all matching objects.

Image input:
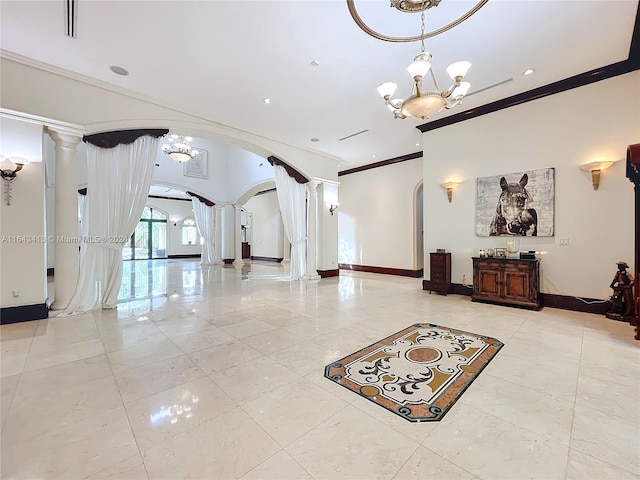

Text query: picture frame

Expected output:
[183,149,208,179]
[494,248,506,258]
[475,167,555,237]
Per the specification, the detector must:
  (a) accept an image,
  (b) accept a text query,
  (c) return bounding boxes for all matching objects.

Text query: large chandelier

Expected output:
[346,0,486,120]
[161,135,199,163]
[376,3,472,120]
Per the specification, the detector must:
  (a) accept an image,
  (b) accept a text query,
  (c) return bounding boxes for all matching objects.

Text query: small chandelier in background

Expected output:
[161,135,199,163]
[376,2,472,120]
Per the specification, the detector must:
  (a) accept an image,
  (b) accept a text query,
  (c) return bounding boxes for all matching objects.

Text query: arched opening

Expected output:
[123,205,168,260]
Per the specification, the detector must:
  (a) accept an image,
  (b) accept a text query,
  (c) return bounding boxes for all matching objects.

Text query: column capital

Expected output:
[306,181,319,192]
[46,128,82,148]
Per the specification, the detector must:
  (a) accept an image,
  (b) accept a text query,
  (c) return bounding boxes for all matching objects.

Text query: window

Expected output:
[182,218,199,246]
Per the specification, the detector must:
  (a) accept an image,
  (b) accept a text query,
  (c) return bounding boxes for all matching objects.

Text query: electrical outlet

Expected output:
[559,238,569,246]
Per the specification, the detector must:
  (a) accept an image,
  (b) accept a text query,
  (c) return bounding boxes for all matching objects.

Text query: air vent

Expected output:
[339,129,369,141]
[466,78,513,97]
[65,0,78,38]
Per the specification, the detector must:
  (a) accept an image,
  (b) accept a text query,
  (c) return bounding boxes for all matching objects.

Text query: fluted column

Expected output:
[304,181,320,280]
[215,205,223,264]
[48,129,82,310]
[233,205,244,266]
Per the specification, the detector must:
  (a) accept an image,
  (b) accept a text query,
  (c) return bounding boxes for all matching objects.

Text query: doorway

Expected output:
[123,206,167,260]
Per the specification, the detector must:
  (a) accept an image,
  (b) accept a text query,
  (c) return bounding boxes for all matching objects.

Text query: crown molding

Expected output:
[0,107,84,136]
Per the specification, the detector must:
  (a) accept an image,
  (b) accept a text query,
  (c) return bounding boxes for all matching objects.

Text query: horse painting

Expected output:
[489,173,538,236]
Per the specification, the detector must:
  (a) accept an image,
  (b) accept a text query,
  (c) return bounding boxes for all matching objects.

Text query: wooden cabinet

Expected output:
[429,253,451,295]
[472,257,542,310]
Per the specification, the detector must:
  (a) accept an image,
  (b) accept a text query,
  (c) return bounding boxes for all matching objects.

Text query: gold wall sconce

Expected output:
[329,204,339,215]
[0,155,30,205]
[579,161,614,190]
[441,182,460,203]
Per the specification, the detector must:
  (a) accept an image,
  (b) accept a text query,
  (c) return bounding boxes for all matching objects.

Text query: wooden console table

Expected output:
[472,257,542,310]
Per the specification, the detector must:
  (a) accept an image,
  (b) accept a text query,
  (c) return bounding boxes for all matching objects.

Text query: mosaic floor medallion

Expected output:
[324,323,503,422]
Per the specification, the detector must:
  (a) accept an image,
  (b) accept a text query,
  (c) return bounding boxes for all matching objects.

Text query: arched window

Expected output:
[182,217,199,245]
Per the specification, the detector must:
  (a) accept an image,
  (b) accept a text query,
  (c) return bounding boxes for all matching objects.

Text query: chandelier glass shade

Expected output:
[161,135,199,163]
[377,52,472,120]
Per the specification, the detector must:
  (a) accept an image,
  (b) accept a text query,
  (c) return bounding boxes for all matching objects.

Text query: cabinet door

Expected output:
[503,270,531,301]
[478,269,501,297]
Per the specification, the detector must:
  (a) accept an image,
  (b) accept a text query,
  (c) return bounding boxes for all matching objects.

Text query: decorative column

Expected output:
[233,205,244,266]
[282,219,291,265]
[304,181,320,280]
[215,205,224,264]
[47,128,82,310]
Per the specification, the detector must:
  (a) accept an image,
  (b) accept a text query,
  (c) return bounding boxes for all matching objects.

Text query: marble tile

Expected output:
[242,327,305,355]
[1,374,19,428]
[0,337,30,377]
[565,448,640,480]
[114,354,205,404]
[459,374,575,444]
[141,407,281,480]
[107,338,184,374]
[424,403,569,480]
[220,318,279,339]
[240,450,313,480]
[169,327,236,354]
[1,406,139,479]
[16,353,112,389]
[84,454,149,480]
[22,338,105,373]
[210,355,300,405]
[99,322,169,353]
[125,376,237,451]
[350,395,438,445]
[0,319,38,342]
[571,402,640,472]
[575,371,640,424]
[394,446,475,480]
[286,405,420,480]
[188,339,263,374]
[268,340,341,377]
[242,377,348,447]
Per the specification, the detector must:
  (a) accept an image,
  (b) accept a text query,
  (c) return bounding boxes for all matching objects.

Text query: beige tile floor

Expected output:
[1,259,639,480]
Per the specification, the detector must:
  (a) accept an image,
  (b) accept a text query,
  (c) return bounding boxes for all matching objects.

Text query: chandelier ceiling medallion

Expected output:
[161,135,199,163]
[347,0,488,120]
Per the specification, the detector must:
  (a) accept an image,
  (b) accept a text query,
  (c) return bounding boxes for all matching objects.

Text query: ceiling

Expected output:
[1,1,638,172]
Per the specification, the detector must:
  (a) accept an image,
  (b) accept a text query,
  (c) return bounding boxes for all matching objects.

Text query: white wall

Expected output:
[338,158,423,270]
[423,71,639,299]
[244,192,283,259]
[145,197,200,257]
[0,116,47,307]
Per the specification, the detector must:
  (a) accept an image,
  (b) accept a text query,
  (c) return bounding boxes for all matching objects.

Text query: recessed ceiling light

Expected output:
[310,138,319,142]
[415,143,420,146]
[310,60,320,67]
[263,98,271,104]
[109,65,129,76]
[372,155,376,159]
[523,68,535,76]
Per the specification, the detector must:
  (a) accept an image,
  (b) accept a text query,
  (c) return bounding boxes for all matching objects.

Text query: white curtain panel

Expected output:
[273,165,307,280]
[192,196,216,266]
[64,135,159,314]
[78,193,88,264]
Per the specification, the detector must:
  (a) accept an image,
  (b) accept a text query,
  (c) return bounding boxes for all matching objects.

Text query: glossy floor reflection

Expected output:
[2,260,639,480]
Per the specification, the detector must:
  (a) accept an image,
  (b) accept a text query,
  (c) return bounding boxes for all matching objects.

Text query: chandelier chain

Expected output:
[420,0,426,53]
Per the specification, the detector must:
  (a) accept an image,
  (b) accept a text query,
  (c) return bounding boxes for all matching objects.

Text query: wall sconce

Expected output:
[0,155,29,205]
[329,204,339,215]
[579,161,614,190]
[440,182,460,203]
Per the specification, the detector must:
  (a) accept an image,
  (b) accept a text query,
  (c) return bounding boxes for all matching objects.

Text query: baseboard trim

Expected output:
[540,293,612,315]
[167,254,201,258]
[318,269,340,278]
[251,256,283,263]
[422,280,612,315]
[47,268,54,276]
[222,259,234,265]
[0,302,49,324]
[340,264,423,278]
[422,280,472,296]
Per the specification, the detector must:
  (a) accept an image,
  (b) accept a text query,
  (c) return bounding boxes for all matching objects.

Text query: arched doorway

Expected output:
[123,205,168,260]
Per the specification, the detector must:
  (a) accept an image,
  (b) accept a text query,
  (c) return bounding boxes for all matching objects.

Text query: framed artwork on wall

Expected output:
[475,167,555,237]
[183,149,208,179]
